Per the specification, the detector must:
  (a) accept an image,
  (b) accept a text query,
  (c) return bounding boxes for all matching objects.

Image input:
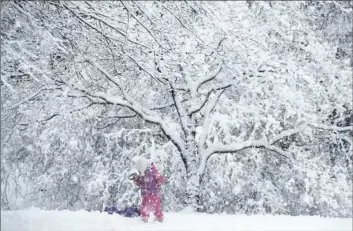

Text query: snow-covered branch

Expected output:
[188,94,211,116]
[131,1,156,27]
[127,55,167,86]
[207,140,289,159]
[120,1,168,50]
[86,59,124,92]
[84,61,187,151]
[95,113,137,130]
[188,84,231,116]
[148,97,190,111]
[161,4,205,44]
[331,1,352,13]
[62,3,126,45]
[68,103,100,114]
[194,65,223,93]
[7,86,62,110]
[95,92,186,152]
[310,123,353,132]
[170,85,188,138]
[97,113,137,120]
[269,122,352,146]
[198,139,290,178]
[36,102,104,125]
[78,11,127,37]
[269,122,307,145]
[198,89,225,153]
[61,2,149,49]
[149,102,175,110]
[0,75,15,93]
[87,59,171,113]
[198,121,353,179]
[60,68,187,156]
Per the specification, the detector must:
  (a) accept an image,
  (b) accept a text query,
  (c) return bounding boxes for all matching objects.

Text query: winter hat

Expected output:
[132,156,151,175]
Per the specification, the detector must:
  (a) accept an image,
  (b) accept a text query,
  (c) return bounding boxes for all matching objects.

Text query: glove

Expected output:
[128,173,139,180]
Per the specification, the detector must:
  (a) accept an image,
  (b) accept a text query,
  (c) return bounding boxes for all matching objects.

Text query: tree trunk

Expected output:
[184,131,202,210]
[186,171,201,210]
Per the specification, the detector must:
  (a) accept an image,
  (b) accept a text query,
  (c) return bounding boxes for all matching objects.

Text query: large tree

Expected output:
[1,1,352,213]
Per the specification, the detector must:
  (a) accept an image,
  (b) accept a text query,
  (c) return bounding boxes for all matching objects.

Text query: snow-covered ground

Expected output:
[1,207,351,231]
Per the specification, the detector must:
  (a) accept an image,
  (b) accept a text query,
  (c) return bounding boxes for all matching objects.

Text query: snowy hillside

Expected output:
[2,208,352,231]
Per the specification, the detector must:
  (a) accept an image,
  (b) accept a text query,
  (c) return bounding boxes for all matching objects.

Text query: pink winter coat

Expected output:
[134,163,165,197]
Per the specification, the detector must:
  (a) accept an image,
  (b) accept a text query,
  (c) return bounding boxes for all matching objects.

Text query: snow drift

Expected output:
[1,207,352,231]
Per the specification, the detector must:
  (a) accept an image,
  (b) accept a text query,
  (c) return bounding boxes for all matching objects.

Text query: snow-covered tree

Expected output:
[1,1,352,216]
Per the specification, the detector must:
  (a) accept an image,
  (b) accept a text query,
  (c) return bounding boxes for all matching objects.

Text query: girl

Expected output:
[132,156,165,222]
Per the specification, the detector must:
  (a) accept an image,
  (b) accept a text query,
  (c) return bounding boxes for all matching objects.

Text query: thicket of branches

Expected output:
[1,1,352,217]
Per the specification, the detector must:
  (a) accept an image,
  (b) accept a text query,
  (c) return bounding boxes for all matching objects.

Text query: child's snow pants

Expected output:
[140,194,163,222]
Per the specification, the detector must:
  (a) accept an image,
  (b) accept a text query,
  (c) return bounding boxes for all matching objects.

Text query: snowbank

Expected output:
[1,207,351,231]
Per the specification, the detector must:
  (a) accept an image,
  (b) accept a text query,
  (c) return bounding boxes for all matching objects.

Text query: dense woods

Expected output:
[1,1,352,217]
